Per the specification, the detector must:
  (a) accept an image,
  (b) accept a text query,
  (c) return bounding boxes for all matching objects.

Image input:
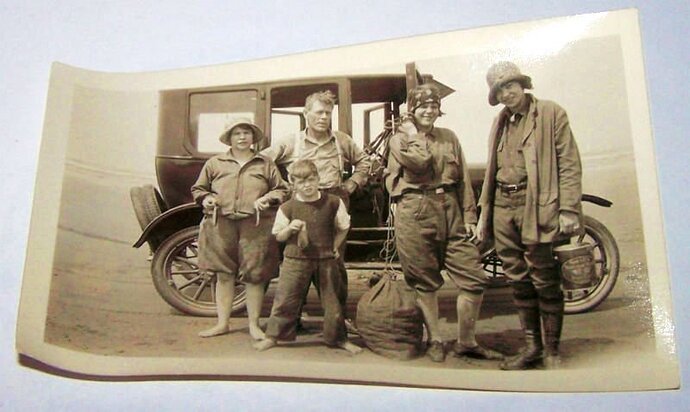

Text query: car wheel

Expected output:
[478,215,620,314]
[151,226,248,317]
[562,215,620,314]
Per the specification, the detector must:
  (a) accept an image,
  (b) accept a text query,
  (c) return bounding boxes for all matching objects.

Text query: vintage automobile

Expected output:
[131,64,620,317]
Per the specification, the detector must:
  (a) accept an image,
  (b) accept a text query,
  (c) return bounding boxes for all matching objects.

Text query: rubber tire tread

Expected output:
[151,226,248,317]
[130,185,164,228]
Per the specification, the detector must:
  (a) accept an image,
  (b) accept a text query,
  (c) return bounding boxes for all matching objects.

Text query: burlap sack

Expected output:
[355,274,424,360]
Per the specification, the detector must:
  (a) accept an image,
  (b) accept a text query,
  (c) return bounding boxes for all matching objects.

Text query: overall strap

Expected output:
[333,131,346,184]
[293,131,302,159]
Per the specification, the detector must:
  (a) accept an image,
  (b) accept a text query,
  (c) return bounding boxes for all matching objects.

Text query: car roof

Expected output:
[174,73,454,108]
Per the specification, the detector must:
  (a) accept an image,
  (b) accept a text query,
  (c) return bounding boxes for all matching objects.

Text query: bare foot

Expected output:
[249,323,266,340]
[253,338,277,351]
[337,340,363,355]
[198,324,230,338]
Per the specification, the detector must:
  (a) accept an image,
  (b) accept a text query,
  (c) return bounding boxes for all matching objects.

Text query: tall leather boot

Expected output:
[500,306,543,370]
[541,311,564,369]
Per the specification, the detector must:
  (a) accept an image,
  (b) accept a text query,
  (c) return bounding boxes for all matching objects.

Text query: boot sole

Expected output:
[499,356,543,370]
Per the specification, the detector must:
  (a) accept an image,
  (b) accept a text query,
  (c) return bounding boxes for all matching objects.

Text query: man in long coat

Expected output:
[477,61,583,369]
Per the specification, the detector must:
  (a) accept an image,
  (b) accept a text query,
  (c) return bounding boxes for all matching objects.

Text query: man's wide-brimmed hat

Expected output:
[219,118,265,146]
[407,84,445,115]
[486,61,533,106]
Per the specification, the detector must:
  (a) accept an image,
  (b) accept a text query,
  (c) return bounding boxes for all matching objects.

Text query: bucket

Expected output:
[553,243,596,289]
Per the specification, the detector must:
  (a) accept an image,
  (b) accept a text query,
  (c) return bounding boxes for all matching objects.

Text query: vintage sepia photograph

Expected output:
[16,9,678,392]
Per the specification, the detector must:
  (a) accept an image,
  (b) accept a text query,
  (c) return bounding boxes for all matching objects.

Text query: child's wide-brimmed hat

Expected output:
[219,118,265,146]
[486,61,533,106]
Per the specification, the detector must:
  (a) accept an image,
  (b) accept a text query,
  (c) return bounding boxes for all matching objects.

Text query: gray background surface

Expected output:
[2,1,688,410]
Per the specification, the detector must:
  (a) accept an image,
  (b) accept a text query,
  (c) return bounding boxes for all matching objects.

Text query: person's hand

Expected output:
[202,195,217,211]
[465,223,477,241]
[343,180,358,195]
[288,219,305,233]
[476,213,488,242]
[397,117,418,136]
[559,211,580,235]
[254,196,271,211]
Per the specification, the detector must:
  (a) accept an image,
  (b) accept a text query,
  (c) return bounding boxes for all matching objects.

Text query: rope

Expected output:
[363,115,406,281]
[379,201,403,280]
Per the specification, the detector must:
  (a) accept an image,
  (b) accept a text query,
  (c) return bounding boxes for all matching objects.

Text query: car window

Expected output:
[189,90,259,153]
[270,109,303,143]
[352,102,386,148]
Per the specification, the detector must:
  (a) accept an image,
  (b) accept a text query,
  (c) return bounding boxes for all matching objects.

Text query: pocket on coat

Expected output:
[403,167,431,184]
[538,191,557,205]
[537,192,559,231]
[445,156,460,181]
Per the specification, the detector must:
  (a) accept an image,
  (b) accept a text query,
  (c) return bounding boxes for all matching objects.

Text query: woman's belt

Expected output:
[400,184,457,196]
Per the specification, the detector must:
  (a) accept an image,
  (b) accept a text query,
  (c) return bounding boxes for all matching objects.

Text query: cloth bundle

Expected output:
[355,273,424,360]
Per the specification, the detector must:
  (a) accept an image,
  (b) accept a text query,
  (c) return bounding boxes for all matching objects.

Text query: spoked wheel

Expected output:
[151,226,247,317]
[478,215,620,314]
[562,215,620,314]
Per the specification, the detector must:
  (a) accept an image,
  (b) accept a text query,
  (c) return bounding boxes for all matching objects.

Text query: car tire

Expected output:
[562,215,620,314]
[130,185,167,250]
[151,226,248,317]
[478,215,620,314]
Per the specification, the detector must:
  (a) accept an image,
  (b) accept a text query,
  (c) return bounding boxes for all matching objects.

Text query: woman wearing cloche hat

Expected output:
[384,84,503,363]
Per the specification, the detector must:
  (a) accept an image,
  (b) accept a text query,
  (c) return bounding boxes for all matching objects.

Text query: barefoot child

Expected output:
[254,159,362,354]
[192,118,288,340]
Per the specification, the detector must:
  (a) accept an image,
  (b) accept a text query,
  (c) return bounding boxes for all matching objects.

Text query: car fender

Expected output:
[582,193,613,208]
[133,203,203,249]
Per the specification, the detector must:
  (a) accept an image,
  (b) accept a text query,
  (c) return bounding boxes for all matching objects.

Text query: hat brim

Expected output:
[219,123,265,146]
[488,74,533,106]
